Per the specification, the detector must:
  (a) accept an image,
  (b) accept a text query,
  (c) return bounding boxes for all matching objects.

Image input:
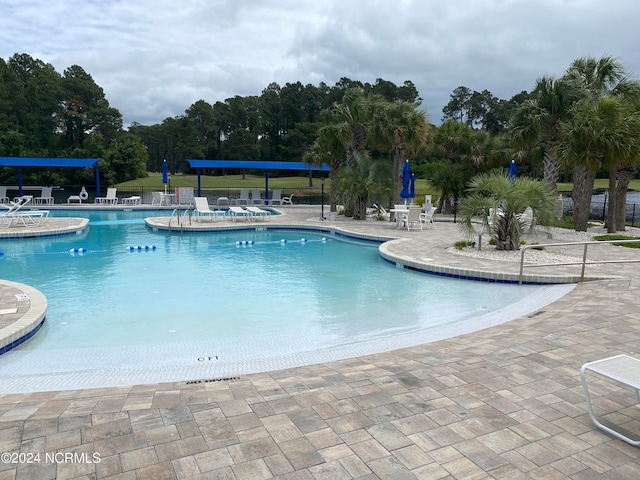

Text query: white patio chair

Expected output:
[95,188,118,204]
[193,197,226,222]
[402,206,423,231]
[281,193,294,205]
[0,186,10,204]
[229,206,251,222]
[420,205,436,227]
[34,187,54,205]
[270,189,283,206]
[250,189,263,205]
[246,206,270,221]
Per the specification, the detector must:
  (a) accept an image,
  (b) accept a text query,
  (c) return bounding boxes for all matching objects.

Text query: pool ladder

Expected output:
[168,204,193,232]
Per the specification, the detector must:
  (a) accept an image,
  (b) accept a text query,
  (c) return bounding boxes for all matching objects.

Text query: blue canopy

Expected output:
[187,159,330,200]
[0,157,101,196]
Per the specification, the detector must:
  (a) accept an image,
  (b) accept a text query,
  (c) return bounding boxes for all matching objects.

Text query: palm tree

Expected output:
[510,74,581,193]
[369,101,430,205]
[564,56,640,232]
[332,152,392,220]
[458,170,557,250]
[556,96,639,231]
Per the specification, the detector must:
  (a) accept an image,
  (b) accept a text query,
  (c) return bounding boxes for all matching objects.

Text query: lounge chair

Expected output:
[402,206,423,231]
[281,193,294,205]
[1,197,49,228]
[0,186,9,204]
[250,189,263,205]
[246,206,270,221]
[193,197,226,222]
[370,203,390,220]
[95,188,118,204]
[270,189,283,206]
[229,206,251,222]
[233,189,250,206]
[34,187,54,205]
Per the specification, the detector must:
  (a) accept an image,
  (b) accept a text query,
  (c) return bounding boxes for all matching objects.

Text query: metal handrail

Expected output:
[519,239,640,285]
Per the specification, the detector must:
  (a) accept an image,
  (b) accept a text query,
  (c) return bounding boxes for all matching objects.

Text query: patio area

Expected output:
[0,207,639,479]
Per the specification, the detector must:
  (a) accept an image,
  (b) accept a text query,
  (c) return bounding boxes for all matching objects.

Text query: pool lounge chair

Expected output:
[229,206,251,222]
[1,197,49,228]
[281,193,294,205]
[270,190,283,206]
[194,197,226,222]
[246,206,270,221]
[250,189,263,205]
[34,186,54,205]
[233,189,250,206]
[0,186,9,204]
[95,188,118,204]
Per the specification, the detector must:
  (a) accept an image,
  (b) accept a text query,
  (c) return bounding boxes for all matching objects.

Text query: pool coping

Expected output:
[0,280,47,354]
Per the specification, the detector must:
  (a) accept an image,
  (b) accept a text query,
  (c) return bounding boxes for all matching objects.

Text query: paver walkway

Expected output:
[1,206,639,479]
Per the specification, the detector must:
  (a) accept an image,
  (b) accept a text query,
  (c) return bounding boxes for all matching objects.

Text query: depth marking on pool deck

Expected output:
[185,376,240,385]
[196,355,219,362]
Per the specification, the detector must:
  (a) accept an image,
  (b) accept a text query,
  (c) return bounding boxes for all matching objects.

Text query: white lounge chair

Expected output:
[1,197,48,228]
[250,189,263,205]
[95,188,118,204]
[246,206,270,221]
[370,203,390,220]
[34,186,54,205]
[229,206,251,222]
[193,197,226,222]
[0,186,9,204]
[270,189,283,206]
[233,189,250,206]
[402,206,423,231]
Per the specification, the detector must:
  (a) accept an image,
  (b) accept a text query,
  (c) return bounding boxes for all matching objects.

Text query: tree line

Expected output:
[1,52,638,232]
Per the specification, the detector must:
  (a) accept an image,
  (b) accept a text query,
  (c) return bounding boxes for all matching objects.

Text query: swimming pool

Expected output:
[0,210,574,392]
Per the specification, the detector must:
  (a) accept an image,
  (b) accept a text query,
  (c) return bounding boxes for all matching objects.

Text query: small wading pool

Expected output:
[0,210,574,392]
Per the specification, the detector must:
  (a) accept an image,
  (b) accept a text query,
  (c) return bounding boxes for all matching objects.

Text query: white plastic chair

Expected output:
[281,193,294,205]
[34,187,54,205]
[270,189,283,205]
[402,206,423,231]
[420,205,436,227]
[229,206,251,222]
[0,186,10,204]
[193,197,225,222]
[95,188,118,204]
[246,206,270,221]
[250,189,263,205]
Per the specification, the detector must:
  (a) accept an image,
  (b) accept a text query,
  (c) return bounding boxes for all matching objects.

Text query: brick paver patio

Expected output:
[1,206,639,479]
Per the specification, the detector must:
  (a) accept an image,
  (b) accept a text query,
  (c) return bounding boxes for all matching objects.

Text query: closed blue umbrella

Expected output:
[508,160,518,180]
[400,160,412,204]
[162,159,168,193]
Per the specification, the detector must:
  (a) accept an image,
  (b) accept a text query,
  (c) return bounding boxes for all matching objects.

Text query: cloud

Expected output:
[1,0,638,127]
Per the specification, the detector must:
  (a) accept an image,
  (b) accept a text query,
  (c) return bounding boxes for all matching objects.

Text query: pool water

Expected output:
[0,210,574,391]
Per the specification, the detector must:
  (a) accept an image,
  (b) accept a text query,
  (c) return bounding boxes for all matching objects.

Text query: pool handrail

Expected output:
[519,239,640,285]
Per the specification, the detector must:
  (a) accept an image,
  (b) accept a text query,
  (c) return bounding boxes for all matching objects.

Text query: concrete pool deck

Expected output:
[1,206,639,479]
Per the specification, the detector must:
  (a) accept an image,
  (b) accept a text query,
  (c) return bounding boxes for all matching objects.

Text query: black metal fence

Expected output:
[49,185,326,206]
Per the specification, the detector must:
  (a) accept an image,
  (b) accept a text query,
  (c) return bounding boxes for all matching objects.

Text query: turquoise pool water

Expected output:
[6,210,532,347]
[0,210,574,392]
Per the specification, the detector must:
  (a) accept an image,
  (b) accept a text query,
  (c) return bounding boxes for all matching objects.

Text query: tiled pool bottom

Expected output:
[0,283,574,393]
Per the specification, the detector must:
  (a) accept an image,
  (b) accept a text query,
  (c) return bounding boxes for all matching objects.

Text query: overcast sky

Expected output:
[1,0,638,128]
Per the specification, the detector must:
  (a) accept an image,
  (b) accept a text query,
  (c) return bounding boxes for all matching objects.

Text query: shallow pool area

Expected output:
[0,210,574,392]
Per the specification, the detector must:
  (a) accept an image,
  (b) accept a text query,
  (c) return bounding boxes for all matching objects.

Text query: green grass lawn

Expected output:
[118,173,436,198]
[557,179,640,192]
